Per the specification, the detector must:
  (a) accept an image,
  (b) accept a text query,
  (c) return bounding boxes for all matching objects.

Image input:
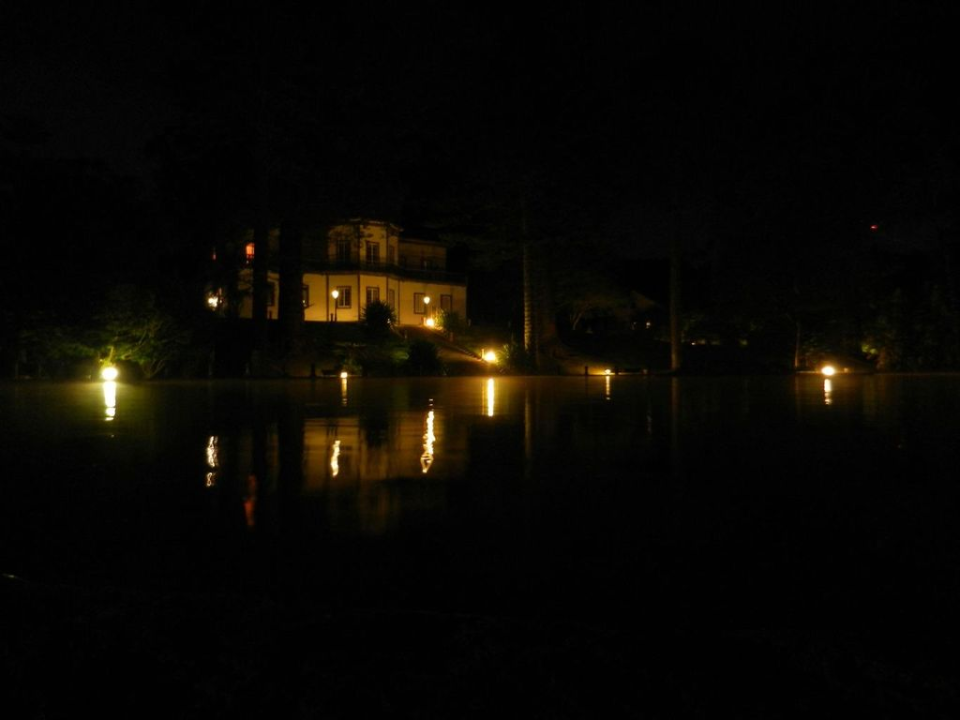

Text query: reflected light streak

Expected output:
[604,375,611,400]
[205,436,219,487]
[103,381,117,422]
[420,409,435,474]
[341,377,348,406]
[330,439,341,478]
[824,378,833,405]
[243,474,257,528]
[483,377,496,417]
[206,436,219,468]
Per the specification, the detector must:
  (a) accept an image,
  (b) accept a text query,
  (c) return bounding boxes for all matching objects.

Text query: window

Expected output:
[388,245,396,265]
[336,239,350,263]
[441,294,453,312]
[387,289,395,308]
[245,242,255,264]
[399,255,407,268]
[366,242,380,265]
[302,284,310,308]
[267,282,276,307]
[336,287,351,308]
[414,293,426,314]
[366,286,380,305]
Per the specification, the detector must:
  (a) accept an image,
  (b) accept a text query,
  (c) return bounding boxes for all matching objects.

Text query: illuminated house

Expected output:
[225,219,467,326]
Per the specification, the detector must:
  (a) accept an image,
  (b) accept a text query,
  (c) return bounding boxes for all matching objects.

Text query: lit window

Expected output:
[245,243,255,263]
[336,239,350,263]
[366,286,380,305]
[336,287,351,308]
[366,242,380,265]
[387,289,396,308]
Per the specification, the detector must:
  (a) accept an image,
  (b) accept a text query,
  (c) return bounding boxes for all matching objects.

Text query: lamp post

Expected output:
[423,295,431,327]
[331,289,339,322]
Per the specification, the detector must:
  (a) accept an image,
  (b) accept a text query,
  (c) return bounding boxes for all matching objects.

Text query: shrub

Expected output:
[360,300,397,335]
[405,339,444,376]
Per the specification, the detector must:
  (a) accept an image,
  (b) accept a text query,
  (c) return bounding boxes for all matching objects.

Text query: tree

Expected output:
[98,285,191,379]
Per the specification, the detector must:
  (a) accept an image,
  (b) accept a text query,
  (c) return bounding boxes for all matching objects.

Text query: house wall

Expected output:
[395,279,467,326]
[328,221,401,267]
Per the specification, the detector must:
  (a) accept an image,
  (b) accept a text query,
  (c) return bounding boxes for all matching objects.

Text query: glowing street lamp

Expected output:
[423,295,431,326]
[820,365,836,377]
[101,365,119,381]
[482,350,497,363]
[331,289,339,322]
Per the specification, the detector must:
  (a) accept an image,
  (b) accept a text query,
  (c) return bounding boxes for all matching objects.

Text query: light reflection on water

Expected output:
[103,380,117,421]
[3,375,960,599]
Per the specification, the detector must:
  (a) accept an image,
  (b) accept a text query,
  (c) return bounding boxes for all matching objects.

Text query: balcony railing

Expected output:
[301,258,466,285]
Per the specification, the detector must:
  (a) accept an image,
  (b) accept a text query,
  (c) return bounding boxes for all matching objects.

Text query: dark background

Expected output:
[3,0,958,370]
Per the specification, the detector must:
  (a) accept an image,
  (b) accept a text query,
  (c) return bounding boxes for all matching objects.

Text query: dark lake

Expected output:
[3,374,960,715]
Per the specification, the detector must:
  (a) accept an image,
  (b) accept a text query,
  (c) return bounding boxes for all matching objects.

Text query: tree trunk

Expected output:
[251,222,270,374]
[523,240,536,366]
[521,201,537,371]
[670,217,682,372]
[278,218,304,356]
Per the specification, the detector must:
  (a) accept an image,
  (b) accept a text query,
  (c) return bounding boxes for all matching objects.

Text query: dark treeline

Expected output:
[2,2,958,377]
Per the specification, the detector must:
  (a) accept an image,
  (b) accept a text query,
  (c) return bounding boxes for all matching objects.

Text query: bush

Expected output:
[360,300,397,335]
[437,310,465,336]
[405,339,444,376]
[499,340,532,374]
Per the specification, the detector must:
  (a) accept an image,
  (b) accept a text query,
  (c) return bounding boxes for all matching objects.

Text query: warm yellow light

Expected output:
[206,436,219,467]
[425,317,436,327]
[339,371,348,379]
[604,368,613,375]
[330,439,341,478]
[331,289,339,299]
[207,295,219,309]
[484,377,495,417]
[421,409,435,474]
[821,365,836,377]
[483,350,497,363]
[423,296,430,305]
[103,380,116,421]
[101,366,119,381]
[824,378,833,405]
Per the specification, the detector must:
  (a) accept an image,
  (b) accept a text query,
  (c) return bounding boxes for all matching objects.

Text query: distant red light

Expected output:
[869,224,879,231]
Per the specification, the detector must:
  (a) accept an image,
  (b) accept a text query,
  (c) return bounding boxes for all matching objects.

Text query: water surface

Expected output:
[3,375,959,635]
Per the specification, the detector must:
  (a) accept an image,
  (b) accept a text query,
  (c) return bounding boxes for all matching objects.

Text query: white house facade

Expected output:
[224,219,467,326]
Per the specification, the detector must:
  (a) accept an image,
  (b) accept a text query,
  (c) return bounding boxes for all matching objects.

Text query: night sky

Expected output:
[3,1,958,352]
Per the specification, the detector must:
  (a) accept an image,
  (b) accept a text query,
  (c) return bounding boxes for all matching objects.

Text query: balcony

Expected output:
[302,258,466,285]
